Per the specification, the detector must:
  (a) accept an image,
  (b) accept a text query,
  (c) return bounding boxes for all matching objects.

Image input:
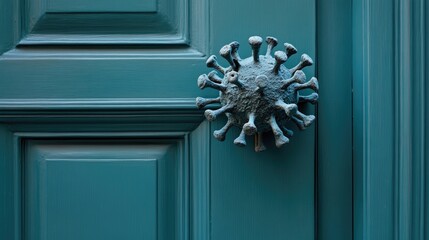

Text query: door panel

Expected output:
[0,0,326,239]
[24,140,164,240]
[1,126,203,240]
[211,121,314,240]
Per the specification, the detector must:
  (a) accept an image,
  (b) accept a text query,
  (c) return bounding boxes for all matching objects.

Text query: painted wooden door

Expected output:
[0,0,353,240]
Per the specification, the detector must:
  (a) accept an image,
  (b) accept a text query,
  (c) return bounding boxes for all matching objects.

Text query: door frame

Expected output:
[316,0,353,239]
[317,0,428,239]
[351,0,428,239]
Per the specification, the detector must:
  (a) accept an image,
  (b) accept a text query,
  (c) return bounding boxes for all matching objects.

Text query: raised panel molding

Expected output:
[0,0,209,55]
[353,0,428,239]
[22,0,187,45]
[0,100,211,239]
[0,98,204,129]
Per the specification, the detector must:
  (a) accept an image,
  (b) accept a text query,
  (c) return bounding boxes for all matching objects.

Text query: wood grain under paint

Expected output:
[353,0,429,239]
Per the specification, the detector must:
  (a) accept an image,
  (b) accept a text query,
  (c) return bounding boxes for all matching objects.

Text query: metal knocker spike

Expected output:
[196,35,318,151]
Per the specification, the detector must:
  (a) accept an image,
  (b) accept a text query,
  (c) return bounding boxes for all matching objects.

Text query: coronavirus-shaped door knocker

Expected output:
[196,36,319,152]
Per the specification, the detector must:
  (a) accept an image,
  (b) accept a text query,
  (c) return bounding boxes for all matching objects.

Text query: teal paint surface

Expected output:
[20,0,191,45]
[316,0,353,239]
[0,0,364,239]
[25,141,158,240]
[208,0,317,239]
[353,0,428,239]
[0,59,205,99]
[0,0,19,54]
[353,0,396,238]
[0,126,203,240]
[31,14,174,34]
[0,0,426,238]
[0,125,14,239]
[21,139,189,240]
[189,121,210,240]
[210,119,314,240]
[47,0,157,12]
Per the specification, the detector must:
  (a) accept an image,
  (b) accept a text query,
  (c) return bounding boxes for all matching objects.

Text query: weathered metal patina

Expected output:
[196,36,318,151]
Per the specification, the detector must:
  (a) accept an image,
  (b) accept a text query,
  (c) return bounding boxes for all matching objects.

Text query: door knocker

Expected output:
[196,36,318,151]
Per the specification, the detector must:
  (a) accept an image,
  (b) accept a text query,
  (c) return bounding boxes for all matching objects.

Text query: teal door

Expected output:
[0,0,353,240]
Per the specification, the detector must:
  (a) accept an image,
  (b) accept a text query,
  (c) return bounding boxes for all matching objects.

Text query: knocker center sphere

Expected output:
[196,36,319,152]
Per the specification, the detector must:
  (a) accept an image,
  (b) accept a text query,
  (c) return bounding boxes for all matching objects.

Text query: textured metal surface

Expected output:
[196,36,319,151]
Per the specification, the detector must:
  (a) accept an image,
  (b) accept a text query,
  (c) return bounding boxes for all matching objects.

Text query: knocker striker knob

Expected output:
[196,35,319,152]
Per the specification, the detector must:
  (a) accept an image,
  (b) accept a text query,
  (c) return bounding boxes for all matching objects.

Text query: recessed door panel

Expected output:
[24,139,184,240]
